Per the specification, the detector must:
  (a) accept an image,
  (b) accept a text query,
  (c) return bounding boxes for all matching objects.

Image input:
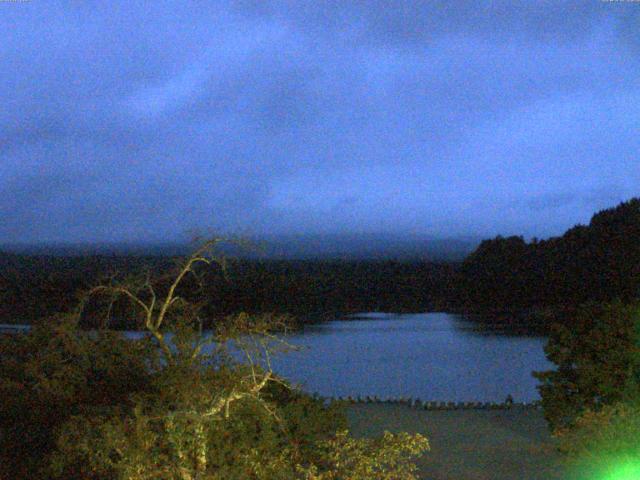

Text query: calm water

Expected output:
[1,312,552,403]
[267,312,552,403]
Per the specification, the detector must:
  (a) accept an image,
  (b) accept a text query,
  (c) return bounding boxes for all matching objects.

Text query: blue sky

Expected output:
[1,1,639,244]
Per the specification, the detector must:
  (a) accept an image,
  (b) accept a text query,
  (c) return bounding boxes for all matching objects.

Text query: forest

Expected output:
[1,198,639,331]
[0,254,456,328]
[456,198,640,313]
[3,199,640,478]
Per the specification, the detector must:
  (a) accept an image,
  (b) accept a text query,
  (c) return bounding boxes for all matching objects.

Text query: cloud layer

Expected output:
[1,1,639,243]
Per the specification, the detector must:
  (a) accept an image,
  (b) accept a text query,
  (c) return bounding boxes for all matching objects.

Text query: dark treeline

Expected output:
[455,198,640,313]
[3,198,639,329]
[0,254,168,326]
[201,259,456,317]
[0,252,456,328]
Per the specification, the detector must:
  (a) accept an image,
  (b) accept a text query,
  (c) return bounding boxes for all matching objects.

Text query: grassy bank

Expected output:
[347,403,565,480]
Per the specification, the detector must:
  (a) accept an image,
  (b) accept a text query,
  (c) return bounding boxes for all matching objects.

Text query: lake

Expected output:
[0,312,552,403]
[267,312,552,403]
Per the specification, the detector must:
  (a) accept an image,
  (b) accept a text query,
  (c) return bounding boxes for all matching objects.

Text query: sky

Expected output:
[1,1,639,245]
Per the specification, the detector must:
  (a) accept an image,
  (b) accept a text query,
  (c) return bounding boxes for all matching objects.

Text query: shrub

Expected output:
[0,239,429,479]
[0,315,155,478]
[555,400,640,458]
[533,300,640,433]
[299,430,429,480]
[554,400,640,479]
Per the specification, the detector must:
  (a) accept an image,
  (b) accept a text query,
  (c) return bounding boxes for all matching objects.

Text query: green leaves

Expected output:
[2,316,429,479]
[0,316,153,479]
[533,301,640,433]
[1,239,430,479]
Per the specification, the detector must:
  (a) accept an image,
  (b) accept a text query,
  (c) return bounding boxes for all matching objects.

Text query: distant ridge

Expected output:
[251,233,479,261]
[0,233,480,262]
[0,242,190,257]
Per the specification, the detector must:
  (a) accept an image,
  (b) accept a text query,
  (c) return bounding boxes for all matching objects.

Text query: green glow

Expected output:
[567,456,640,480]
[601,460,640,480]
[569,457,640,480]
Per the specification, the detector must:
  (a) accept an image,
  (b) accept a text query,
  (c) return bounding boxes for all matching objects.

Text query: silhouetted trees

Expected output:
[3,198,639,329]
[457,198,640,312]
[0,255,456,327]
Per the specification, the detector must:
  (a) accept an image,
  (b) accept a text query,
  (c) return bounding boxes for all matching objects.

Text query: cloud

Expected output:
[0,1,638,243]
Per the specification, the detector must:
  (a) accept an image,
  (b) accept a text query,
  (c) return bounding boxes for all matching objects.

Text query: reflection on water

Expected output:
[268,312,552,403]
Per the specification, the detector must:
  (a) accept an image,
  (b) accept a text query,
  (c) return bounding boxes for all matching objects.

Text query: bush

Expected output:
[300,430,429,480]
[533,300,640,433]
[556,400,640,458]
[0,317,428,480]
[0,240,429,479]
[0,315,155,478]
[554,400,640,479]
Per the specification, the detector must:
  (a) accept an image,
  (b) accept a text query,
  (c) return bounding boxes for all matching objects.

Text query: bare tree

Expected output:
[80,238,292,419]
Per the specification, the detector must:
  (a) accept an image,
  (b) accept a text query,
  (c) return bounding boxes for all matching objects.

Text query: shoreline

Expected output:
[316,395,542,411]
[347,402,565,480]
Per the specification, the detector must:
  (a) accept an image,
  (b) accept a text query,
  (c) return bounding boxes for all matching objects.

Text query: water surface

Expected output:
[1,312,552,403]
[268,312,552,403]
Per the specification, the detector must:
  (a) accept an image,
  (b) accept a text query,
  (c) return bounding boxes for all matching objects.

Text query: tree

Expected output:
[533,300,640,433]
[0,238,429,479]
[0,314,156,478]
[458,235,534,311]
[553,400,640,479]
[457,197,640,314]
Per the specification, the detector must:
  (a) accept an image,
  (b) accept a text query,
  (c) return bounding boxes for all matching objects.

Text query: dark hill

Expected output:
[457,197,640,312]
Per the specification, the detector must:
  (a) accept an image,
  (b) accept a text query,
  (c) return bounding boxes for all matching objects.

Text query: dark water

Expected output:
[268,312,552,403]
[1,312,551,403]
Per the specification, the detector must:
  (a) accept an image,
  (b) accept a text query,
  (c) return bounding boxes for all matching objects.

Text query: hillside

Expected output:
[457,198,640,312]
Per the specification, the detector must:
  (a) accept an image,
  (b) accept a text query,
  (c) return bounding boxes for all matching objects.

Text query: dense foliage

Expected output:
[201,260,455,318]
[0,241,429,479]
[555,400,640,459]
[0,316,157,478]
[0,317,366,479]
[532,301,640,433]
[5,198,640,332]
[554,400,640,479]
[458,198,640,312]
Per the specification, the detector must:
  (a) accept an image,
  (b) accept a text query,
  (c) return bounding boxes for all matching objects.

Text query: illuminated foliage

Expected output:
[555,401,640,480]
[533,301,640,433]
[0,315,155,478]
[0,239,429,479]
